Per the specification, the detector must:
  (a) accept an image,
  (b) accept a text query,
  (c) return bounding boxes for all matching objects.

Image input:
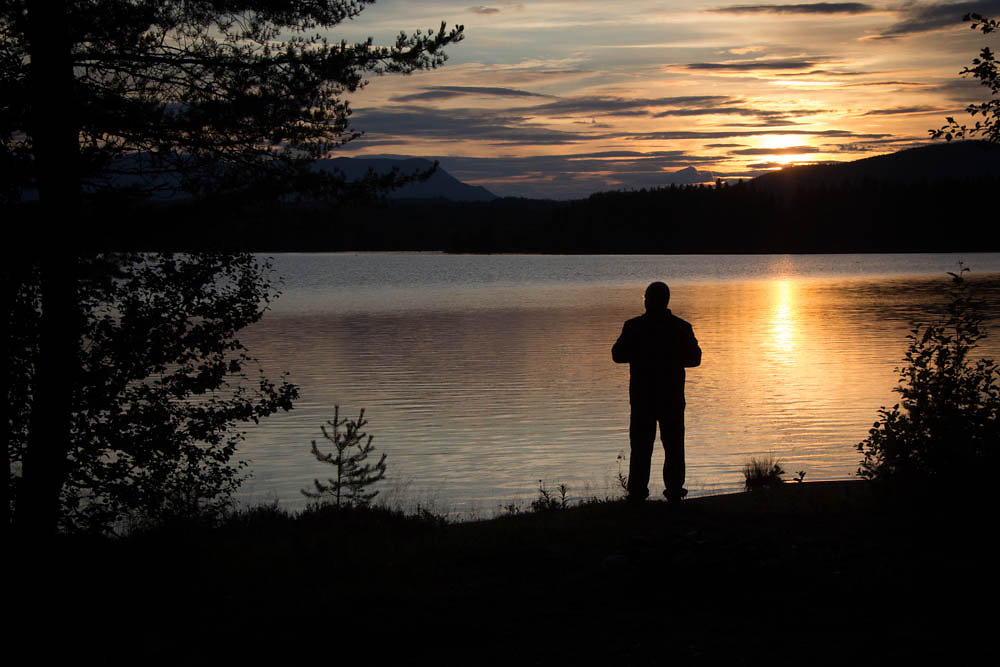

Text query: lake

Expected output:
[237,253,1000,516]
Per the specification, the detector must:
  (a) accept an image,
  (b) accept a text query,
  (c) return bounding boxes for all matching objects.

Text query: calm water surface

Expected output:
[238,253,1000,515]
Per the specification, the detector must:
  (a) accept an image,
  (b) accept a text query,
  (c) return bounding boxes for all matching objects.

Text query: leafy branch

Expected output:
[931,13,999,143]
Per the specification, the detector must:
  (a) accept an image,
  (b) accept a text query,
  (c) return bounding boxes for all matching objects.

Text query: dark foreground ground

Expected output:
[12,481,997,665]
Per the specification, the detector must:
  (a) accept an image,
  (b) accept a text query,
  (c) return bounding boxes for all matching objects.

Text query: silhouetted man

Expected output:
[612,281,701,503]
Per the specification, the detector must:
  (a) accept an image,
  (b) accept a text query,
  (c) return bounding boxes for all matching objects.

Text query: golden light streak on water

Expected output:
[768,279,798,356]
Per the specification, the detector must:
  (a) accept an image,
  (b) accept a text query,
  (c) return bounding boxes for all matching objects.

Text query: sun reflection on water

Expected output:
[768,279,798,355]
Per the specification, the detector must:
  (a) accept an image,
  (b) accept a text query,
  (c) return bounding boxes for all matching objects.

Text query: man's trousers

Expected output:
[628,402,685,500]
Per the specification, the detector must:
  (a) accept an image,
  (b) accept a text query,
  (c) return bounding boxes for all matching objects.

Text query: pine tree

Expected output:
[3,1,461,535]
[303,406,387,508]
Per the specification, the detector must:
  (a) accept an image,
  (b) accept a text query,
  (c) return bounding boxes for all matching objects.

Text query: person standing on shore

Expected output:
[612,281,701,503]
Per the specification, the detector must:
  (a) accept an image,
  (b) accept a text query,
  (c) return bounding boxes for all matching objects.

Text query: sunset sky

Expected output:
[331,1,1000,198]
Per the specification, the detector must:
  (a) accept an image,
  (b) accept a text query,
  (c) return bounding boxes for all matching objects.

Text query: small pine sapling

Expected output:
[302,406,387,508]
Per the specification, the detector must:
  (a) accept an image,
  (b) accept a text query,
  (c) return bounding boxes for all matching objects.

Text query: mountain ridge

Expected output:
[751,141,1000,191]
[316,157,497,202]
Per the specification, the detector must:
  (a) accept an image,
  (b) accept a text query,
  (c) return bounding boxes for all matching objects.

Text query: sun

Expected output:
[753,134,816,168]
[771,153,803,166]
[758,134,805,150]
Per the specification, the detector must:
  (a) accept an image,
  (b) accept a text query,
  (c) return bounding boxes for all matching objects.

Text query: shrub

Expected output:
[857,270,1000,489]
[743,455,786,491]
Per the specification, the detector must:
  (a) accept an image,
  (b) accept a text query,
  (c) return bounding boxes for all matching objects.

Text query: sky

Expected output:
[326,0,1000,199]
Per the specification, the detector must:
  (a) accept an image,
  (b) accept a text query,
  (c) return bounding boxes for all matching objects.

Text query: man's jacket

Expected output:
[612,309,701,406]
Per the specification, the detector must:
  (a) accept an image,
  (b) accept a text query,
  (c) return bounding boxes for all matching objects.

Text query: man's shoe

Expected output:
[626,490,649,504]
[663,488,688,503]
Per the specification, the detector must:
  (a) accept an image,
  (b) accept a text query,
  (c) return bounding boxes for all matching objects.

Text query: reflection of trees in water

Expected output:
[825,275,1000,331]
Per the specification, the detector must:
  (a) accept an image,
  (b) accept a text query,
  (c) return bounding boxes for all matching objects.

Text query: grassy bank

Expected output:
[11,480,995,664]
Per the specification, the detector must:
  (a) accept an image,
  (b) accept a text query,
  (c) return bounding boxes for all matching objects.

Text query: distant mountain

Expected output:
[752,141,1000,191]
[316,157,497,202]
[666,166,715,186]
[67,154,497,203]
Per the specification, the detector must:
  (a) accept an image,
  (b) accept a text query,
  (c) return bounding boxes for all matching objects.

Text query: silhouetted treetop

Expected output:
[932,12,998,143]
[0,1,464,205]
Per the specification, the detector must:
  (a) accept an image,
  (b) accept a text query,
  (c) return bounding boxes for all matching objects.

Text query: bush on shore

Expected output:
[857,269,1000,492]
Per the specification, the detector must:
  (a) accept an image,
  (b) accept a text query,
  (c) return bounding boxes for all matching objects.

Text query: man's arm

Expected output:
[612,322,632,363]
[681,323,701,368]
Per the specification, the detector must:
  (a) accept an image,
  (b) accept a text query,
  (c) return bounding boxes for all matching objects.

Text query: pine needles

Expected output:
[302,406,387,508]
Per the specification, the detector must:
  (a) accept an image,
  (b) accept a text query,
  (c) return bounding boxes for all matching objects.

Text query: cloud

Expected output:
[652,106,819,120]
[832,139,931,152]
[707,3,876,14]
[931,76,994,101]
[452,60,596,86]
[685,58,829,71]
[730,145,820,155]
[629,129,891,140]
[517,95,734,117]
[466,3,525,15]
[564,150,698,160]
[871,1,1000,39]
[424,152,721,198]
[729,119,808,127]
[349,107,598,146]
[352,102,892,162]
[512,94,820,125]
[841,79,929,88]
[775,69,872,77]
[390,86,552,102]
[351,99,840,152]
[861,106,943,116]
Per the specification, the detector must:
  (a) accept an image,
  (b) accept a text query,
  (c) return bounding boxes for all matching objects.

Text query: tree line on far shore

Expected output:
[53,172,1000,254]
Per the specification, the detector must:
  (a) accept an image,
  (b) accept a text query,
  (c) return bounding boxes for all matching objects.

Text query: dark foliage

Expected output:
[857,270,1000,489]
[742,456,786,492]
[7,253,298,532]
[932,13,999,143]
[3,2,462,535]
[1,1,465,206]
[529,480,569,512]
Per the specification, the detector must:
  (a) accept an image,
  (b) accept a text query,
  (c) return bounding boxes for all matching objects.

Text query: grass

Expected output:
[11,479,996,664]
[743,454,786,491]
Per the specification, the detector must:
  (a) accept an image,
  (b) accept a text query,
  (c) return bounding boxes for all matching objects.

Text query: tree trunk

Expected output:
[15,0,81,536]
[1,265,13,530]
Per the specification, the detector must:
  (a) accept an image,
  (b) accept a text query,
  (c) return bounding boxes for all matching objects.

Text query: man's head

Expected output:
[644,281,670,312]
